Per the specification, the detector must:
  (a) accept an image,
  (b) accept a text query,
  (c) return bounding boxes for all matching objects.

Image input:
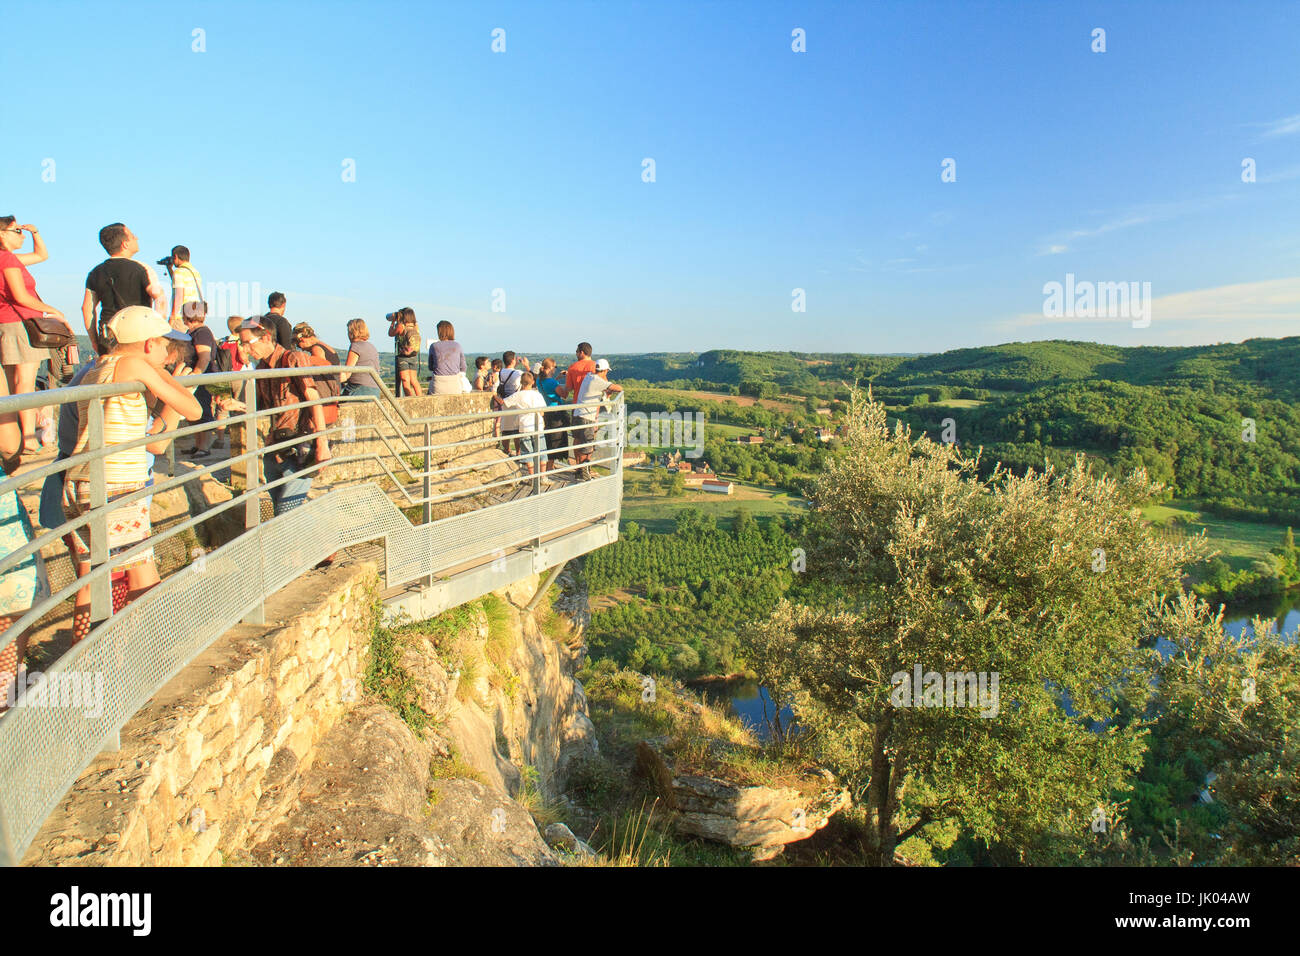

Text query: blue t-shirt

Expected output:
[538,376,563,406]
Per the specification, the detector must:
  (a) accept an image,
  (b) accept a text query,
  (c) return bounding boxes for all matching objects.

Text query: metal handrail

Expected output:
[0,368,624,643]
[0,360,625,865]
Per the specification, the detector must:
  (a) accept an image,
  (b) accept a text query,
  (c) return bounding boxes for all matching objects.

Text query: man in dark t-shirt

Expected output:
[82,222,165,354]
[182,312,220,457]
[264,291,294,350]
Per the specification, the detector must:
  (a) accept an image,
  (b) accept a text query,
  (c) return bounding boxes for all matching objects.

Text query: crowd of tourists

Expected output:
[0,219,624,710]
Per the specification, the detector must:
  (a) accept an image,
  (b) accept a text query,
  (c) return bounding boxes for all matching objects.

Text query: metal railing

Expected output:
[0,364,625,865]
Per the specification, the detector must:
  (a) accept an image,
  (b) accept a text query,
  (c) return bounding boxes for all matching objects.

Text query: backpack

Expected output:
[303,349,342,424]
[273,348,341,426]
[212,340,235,374]
[496,366,521,399]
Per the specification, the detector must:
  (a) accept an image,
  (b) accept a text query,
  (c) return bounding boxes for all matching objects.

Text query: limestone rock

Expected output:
[636,738,850,858]
[543,822,596,857]
[426,779,558,867]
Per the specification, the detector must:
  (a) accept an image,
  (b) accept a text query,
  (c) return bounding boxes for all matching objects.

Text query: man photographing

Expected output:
[161,245,204,333]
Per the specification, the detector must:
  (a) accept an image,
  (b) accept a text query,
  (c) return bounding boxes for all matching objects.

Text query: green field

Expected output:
[704,421,754,440]
[1143,499,1291,572]
[620,469,806,533]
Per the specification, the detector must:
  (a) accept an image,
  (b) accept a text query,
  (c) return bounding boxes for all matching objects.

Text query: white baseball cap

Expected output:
[595,358,611,371]
[107,306,190,344]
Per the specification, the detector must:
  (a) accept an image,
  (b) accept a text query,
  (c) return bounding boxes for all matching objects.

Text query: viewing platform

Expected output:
[0,371,625,865]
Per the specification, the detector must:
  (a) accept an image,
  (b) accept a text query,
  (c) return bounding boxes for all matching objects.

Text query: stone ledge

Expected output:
[23,561,380,867]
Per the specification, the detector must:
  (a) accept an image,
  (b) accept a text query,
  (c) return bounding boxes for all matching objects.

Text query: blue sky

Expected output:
[2,0,1297,356]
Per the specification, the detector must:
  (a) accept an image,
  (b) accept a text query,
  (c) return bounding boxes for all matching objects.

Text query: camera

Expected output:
[157,255,175,269]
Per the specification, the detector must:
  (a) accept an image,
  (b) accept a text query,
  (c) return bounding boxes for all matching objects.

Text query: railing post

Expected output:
[243,378,265,626]
[422,421,433,588]
[244,381,259,533]
[422,423,432,526]
[86,399,111,624]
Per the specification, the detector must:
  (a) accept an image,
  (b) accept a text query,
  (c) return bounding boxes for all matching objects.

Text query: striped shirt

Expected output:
[68,355,150,486]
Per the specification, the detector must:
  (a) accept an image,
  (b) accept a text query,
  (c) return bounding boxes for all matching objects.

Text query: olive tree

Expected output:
[745,391,1208,865]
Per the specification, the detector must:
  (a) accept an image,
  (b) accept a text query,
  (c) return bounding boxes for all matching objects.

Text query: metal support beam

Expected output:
[523,561,567,614]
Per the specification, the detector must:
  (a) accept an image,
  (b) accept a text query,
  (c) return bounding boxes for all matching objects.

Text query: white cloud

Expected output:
[996,277,1300,339]
[1258,113,1300,139]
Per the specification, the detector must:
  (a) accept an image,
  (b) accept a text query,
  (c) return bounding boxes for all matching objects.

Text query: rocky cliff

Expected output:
[250,570,599,866]
[26,561,598,866]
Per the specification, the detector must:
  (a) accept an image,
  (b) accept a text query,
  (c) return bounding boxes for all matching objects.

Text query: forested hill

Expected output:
[612,337,1300,403]
[614,337,1300,524]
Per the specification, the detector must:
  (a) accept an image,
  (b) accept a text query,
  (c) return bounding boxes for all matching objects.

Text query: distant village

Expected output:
[620,411,847,497]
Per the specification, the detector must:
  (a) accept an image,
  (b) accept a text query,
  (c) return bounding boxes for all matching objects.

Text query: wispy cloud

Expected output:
[996,277,1300,335]
[1064,214,1153,240]
[1257,113,1300,139]
[1260,163,1300,184]
[1037,192,1240,256]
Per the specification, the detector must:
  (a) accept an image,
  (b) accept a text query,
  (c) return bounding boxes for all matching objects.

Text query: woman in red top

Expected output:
[0,217,68,459]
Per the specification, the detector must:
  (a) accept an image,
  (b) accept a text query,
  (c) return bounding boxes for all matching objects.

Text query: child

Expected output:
[473,356,491,391]
[64,307,201,640]
[501,372,548,481]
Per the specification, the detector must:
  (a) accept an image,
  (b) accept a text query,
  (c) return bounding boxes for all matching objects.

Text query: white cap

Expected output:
[595,358,610,371]
[107,306,189,344]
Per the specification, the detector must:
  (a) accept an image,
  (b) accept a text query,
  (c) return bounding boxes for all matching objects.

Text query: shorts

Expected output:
[194,385,215,426]
[519,432,545,460]
[543,410,570,463]
[431,373,462,395]
[64,480,155,572]
[396,354,418,373]
[0,320,49,366]
[574,421,598,453]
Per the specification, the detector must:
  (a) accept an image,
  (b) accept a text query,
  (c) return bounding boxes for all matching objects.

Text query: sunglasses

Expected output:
[2,228,22,235]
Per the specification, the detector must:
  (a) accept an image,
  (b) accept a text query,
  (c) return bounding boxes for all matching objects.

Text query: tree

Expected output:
[733,507,758,539]
[745,391,1211,865]
[667,471,685,497]
[1152,597,1300,864]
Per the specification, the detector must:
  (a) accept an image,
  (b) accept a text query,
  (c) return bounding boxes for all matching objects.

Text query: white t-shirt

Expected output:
[502,388,546,432]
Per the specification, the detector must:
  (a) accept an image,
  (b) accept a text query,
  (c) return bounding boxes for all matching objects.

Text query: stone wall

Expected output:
[24,562,380,866]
